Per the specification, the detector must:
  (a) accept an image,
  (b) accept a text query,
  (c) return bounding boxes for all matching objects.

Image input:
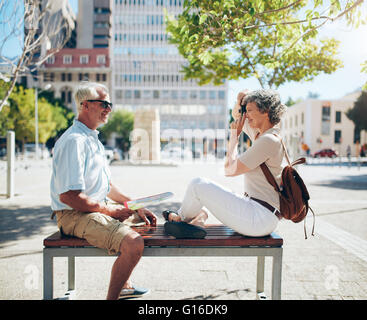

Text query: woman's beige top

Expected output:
[238,119,285,211]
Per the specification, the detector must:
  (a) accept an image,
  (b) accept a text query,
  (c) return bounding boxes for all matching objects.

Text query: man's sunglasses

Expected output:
[83,100,113,110]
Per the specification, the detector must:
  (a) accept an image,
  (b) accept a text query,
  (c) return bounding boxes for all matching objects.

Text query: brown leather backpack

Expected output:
[260,135,315,238]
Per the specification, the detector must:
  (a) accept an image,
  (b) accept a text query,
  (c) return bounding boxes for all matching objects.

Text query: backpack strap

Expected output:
[259,133,306,193]
[273,133,291,165]
[259,132,284,193]
[259,162,281,193]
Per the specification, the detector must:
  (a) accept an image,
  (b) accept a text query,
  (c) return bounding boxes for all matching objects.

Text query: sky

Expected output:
[228,20,367,104]
[3,0,367,107]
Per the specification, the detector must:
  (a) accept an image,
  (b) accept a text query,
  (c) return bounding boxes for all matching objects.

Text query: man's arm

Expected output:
[107,182,158,226]
[107,182,131,204]
[59,190,134,221]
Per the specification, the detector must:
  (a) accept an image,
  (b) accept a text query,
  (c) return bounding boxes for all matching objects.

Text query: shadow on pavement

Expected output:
[312,174,367,190]
[0,201,183,247]
[0,204,55,247]
[183,288,251,300]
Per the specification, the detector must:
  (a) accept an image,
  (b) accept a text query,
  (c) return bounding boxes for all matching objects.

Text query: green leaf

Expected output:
[198,51,213,65]
[199,14,208,25]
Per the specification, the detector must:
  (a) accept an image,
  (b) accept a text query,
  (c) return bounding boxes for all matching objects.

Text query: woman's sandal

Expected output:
[164,221,207,239]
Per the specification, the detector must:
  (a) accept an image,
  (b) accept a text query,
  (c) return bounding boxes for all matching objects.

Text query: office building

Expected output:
[112,0,228,154]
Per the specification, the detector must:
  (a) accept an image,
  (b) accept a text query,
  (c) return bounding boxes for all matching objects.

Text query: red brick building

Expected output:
[40,48,111,112]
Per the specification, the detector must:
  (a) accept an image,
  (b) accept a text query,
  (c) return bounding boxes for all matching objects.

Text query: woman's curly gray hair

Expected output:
[242,89,286,125]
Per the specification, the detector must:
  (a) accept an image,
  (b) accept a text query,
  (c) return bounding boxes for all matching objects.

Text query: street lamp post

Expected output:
[35,87,39,160]
[34,83,51,160]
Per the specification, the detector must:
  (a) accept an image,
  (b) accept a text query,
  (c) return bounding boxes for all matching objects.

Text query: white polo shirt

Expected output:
[50,120,111,211]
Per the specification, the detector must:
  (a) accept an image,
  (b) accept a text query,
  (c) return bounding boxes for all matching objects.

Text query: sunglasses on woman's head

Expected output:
[83,100,113,109]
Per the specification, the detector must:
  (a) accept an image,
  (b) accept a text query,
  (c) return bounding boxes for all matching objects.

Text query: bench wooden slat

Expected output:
[44,225,283,248]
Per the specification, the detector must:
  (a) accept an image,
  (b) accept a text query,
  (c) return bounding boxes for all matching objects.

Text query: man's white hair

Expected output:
[74,81,109,113]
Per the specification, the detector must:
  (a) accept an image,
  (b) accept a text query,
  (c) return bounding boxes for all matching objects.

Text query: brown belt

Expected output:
[244,193,282,220]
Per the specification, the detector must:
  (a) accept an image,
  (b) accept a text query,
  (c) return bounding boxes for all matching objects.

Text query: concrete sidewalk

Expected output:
[0,159,366,300]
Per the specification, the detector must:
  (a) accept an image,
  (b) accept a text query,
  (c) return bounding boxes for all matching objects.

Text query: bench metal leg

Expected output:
[68,256,75,291]
[271,248,283,300]
[43,249,53,300]
[256,256,266,299]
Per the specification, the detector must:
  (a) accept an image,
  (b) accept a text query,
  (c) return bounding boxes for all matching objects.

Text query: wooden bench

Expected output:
[43,225,283,300]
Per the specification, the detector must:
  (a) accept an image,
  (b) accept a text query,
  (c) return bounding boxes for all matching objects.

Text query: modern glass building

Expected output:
[112,0,228,155]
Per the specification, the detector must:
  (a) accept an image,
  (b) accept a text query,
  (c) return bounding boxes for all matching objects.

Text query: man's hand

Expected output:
[136,208,157,226]
[108,206,136,222]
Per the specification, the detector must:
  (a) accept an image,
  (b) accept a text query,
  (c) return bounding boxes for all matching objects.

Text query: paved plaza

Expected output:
[0,158,366,300]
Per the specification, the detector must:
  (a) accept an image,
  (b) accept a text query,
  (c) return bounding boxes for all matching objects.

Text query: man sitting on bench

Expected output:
[50,81,157,300]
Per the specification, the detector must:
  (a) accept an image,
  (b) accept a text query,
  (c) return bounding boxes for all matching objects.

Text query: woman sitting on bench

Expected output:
[163,89,286,239]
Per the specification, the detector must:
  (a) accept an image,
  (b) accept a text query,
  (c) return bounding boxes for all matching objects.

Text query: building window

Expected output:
[43,72,54,82]
[63,55,72,64]
[171,90,178,99]
[46,56,55,64]
[180,90,187,99]
[335,111,341,123]
[115,90,123,100]
[321,105,331,135]
[61,88,73,104]
[190,90,197,99]
[78,73,89,81]
[125,90,132,99]
[80,55,89,64]
[96,73,106,82]
[134,90,141,99]
[97,55,106,64]
[334,130,342,144]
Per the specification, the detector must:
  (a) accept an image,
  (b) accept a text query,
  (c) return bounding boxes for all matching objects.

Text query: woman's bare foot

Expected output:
[164,211,181,222]
[189,210,208,228]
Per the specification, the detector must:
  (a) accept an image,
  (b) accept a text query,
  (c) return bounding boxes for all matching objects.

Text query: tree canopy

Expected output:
[99,110,134,152]
[165,0,366,88]
[346,90,367,132]
[0,80,73,148]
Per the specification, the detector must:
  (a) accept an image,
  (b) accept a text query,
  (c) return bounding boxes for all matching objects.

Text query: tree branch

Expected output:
[255,0,302,16]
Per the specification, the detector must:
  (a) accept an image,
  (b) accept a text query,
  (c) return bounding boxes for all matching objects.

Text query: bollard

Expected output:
[6,130,15,198]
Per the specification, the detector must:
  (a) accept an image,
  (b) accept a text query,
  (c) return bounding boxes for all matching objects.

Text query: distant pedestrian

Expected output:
[346,145,351,159]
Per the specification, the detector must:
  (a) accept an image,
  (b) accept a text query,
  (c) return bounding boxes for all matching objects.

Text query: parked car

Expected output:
[24,143,50,159]
[161,143,193,161]
[104,146,122,162]
[313,148,338,158]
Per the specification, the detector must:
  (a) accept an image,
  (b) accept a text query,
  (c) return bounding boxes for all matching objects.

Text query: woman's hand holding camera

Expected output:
[230,113,246,139]
[232,90,248,121]
[230,90,248,138]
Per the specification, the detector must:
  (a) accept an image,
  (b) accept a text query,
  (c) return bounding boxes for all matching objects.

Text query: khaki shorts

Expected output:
[54,209,133,255]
